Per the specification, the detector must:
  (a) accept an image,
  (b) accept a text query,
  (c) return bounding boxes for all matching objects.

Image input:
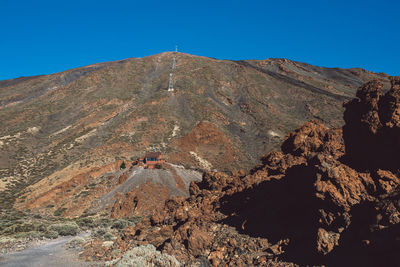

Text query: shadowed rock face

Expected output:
[102,78,400,266]
[343,77,400,171]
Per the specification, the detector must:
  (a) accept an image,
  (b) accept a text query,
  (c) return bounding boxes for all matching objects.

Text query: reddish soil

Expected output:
[110,181,170,218]
[15,160,127,217]
[169,121,241,170]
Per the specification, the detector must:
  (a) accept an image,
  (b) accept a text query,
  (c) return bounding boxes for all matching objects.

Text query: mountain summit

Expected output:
[0,53,390,209]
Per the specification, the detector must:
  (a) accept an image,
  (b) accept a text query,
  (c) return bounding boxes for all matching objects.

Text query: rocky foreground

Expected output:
[83,77,400,266]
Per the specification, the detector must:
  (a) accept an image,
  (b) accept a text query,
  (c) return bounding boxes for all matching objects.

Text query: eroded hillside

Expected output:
[0,52,390,210]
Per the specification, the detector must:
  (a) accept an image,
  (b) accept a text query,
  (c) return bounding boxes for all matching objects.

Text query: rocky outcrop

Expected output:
[85,78,400,266]
[343,77,400,171]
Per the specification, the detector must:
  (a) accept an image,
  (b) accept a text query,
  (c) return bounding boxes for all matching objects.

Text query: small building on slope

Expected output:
[133,151,165,169]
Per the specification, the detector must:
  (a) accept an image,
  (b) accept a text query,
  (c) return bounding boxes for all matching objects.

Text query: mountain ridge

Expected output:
[0,52,389,87]
[0,52,391,211]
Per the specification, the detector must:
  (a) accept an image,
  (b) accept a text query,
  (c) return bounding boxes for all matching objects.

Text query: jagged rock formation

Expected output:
[92,78,400,266]
[343,77,400,171]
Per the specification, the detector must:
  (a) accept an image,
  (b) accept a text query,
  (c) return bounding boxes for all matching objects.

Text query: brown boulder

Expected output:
[343,78,400,171]
[316,228,340,255]
[187,225,213,256]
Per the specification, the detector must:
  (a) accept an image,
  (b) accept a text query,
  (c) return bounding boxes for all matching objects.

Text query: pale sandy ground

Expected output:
[0,235,103,267]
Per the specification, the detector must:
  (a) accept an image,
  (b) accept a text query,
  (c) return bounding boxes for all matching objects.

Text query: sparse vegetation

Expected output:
[0,209,143,254]
[98,217,112,228]
[103,232,114,241]
[43,230,59,239]
[14,231,42,239]
[111,219,129,230]
[95,228,107,237]
[53,207,67,217]
[2,222,35,235]
[48,222,80,236]
[75,217,96,228]
[67,236,85,248]
[125,215,142,225]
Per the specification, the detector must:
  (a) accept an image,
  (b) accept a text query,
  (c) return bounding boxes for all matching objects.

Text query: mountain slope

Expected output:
[0,52,390,209]
[108,78,400,266]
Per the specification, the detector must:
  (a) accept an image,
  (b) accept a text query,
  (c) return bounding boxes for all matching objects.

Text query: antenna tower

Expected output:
[168,46,178,92]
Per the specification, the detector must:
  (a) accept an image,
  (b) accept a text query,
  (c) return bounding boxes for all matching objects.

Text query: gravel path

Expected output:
[0,236,101,267]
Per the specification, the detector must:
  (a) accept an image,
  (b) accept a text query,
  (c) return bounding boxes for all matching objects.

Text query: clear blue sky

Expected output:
[1,0,399,80]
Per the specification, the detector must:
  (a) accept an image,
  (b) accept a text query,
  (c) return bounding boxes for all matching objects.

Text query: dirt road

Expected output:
[0,236,101,267]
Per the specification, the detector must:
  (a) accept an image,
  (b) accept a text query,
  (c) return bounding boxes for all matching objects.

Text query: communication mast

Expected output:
[168,73,174,92]
[168,46,178,92]
[172,57,176,69]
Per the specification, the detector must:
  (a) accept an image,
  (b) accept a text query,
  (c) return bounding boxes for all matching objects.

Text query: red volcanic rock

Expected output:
[94,78,400,266]
[380,76,400,128]
[312,154,376,210]
[373,169,400,194]
[355,79,383,134]
[343,78,400,171]
[317,228,340,255]
[282,121,345,159]
[111,181,170,218]
[187,225,213,256]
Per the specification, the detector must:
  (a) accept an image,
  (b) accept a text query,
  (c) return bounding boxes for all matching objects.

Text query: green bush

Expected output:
[54,208,67,217]
[96,228,106,237]
[48,222,80,236]
[97,218,112,228]
[0,220,14,232]
[80,209,96,217]
[111,219,129,230]
[44,230,59,239]
[2,223,35,234]
[126,216,142,225]
[14,231,42,239]
[103,232,114,241]
[36,223,47,232]
[75,217,95,228]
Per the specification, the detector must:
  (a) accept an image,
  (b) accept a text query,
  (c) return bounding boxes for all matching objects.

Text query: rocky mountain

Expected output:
[91,77,400,266]
[0,52,389,210]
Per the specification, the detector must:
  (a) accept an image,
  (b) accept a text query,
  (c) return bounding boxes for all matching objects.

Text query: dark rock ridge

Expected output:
[343,77,400,171]
[93,78,400,266]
